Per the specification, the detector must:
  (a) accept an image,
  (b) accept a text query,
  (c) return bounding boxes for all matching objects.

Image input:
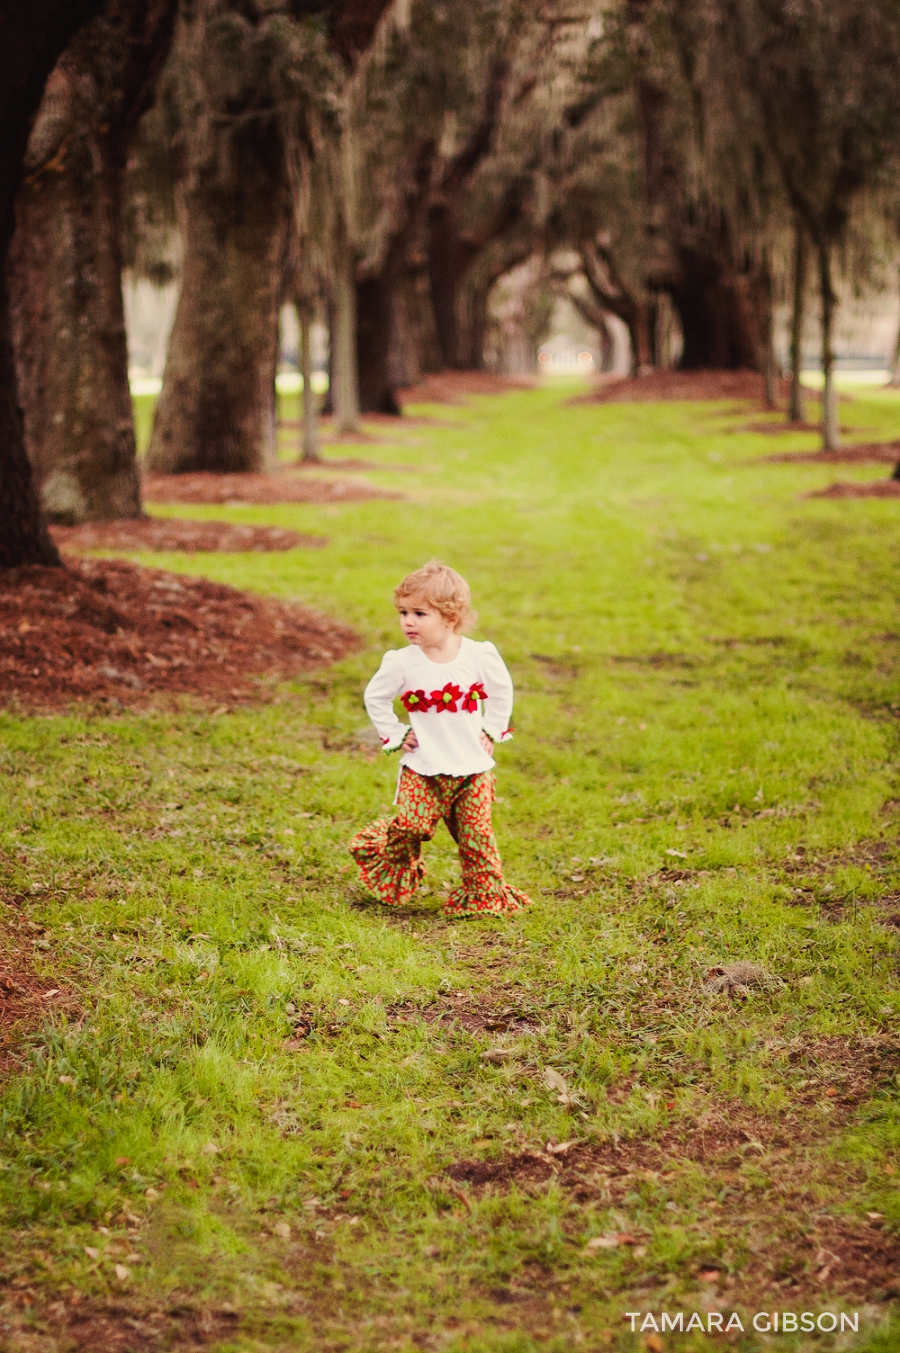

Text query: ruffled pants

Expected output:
[349,767,530,917]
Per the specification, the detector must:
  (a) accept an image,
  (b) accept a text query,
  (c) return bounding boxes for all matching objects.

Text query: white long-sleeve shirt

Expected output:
[363,637,515,777]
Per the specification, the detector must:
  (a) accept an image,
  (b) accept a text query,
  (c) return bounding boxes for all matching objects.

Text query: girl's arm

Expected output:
[479,642,515,744]
[363,651,410,752]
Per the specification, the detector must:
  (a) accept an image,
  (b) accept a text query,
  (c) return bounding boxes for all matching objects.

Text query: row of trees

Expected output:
[4,0,900,566]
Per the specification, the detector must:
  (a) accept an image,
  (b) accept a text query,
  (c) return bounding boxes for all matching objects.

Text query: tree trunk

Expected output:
[887,265,900,390]
[10,0,175,522]
[789,222,808,420]
[332,245,360,433]
[146,184,288,474]
[427,202,473,370]
[818,242,839,452]
[356,271,401,414]
[298,303,320,463]
[0,0,108,566]
[762,254,778,410]
[0,284,61,568]
[669,244,768,371]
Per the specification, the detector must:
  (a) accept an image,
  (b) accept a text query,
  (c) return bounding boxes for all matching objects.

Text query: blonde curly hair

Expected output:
[393,561,476,634]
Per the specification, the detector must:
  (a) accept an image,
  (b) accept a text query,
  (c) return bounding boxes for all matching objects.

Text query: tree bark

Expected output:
[789,221,808,420]
[0,0,109,565]
[356,271,400,415]
[332,241,361,433]
[10,0,175,523]
[818,242,839,451]
[298,303,321,463]
[146,180,287,473]
[668,240,768,371]
[886,265,900,390]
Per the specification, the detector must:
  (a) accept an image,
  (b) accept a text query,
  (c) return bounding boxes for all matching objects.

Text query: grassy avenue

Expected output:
[3,383,900,1350]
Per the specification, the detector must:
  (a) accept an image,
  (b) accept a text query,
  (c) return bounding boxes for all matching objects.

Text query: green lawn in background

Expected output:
[4,382,900,1351]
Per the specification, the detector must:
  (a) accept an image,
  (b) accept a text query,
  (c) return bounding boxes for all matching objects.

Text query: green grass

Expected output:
[4,381,900,1350]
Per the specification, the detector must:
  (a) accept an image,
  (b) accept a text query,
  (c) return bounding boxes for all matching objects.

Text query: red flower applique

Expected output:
[431,681,463,712]
[401,688,431,713]
[462,681,488,713]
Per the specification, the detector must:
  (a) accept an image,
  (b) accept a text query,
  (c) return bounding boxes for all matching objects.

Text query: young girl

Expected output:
[349,561,530,919]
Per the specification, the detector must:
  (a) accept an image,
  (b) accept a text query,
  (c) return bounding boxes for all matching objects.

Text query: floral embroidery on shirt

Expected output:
[462,680,487,713]
[431,681,463,712]
[400,688,432,713]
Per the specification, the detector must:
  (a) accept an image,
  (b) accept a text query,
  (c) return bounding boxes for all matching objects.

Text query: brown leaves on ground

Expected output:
[446,1034,900,1295]
[51,519,326,554]
[0,894,76,1075]
[142,471,400,505]
[0,557,358,710]
[0,1295,239,1352]
[809,479,900,498]
[761,440,900,464]
[576,370,792,405]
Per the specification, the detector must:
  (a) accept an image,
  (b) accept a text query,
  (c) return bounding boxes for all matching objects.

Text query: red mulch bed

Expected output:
[0,557,358,709]
[763,441,900,465]
[397,371,534,405]
[51,519,326,554]
[810,479,900,499]
[142,471,401,506]
[578,370,792,404]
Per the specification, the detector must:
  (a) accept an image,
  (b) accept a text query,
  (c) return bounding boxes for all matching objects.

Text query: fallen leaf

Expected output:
[200,1142,219,1155]
[83,1246,99,1260]
[585,1232,636,1250]
[866,1211,884,1221]
[114,1264,130,1282]
[665,848,688,858]
[272,1221,291,1238]
[58,1075,75,1085]
[125,1253,141,1263]
[545,1140,578,1155]
[144,1186,159,1199]
[337,999,350,1007]
[446,1182,472,1214]
[481,1048,514,1063]
[40,988,60,999]
[645,1335,664,1353]
[114,1156,131,1167]
[543,1067,568,1094]
[699,1268,720,1282]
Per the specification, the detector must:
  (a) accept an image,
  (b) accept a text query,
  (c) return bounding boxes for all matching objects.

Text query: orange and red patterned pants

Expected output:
[349,767,530,918]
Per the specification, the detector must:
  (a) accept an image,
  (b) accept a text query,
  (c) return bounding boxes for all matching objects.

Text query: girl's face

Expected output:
[397,599,457,649]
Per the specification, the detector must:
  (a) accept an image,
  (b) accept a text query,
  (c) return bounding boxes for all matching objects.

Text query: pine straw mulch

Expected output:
[762,440,900,465]
[142,470,401,506]
[809,479,900,499]
[50,519,326,555]
[0,557,358,710]
[576,369,793,404]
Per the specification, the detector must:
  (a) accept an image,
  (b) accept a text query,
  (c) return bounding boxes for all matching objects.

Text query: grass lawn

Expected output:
[4,381,900,1351]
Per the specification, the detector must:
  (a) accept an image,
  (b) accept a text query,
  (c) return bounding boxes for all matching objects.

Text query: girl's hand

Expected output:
[401,728,418,752]
[479,730,494,755]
